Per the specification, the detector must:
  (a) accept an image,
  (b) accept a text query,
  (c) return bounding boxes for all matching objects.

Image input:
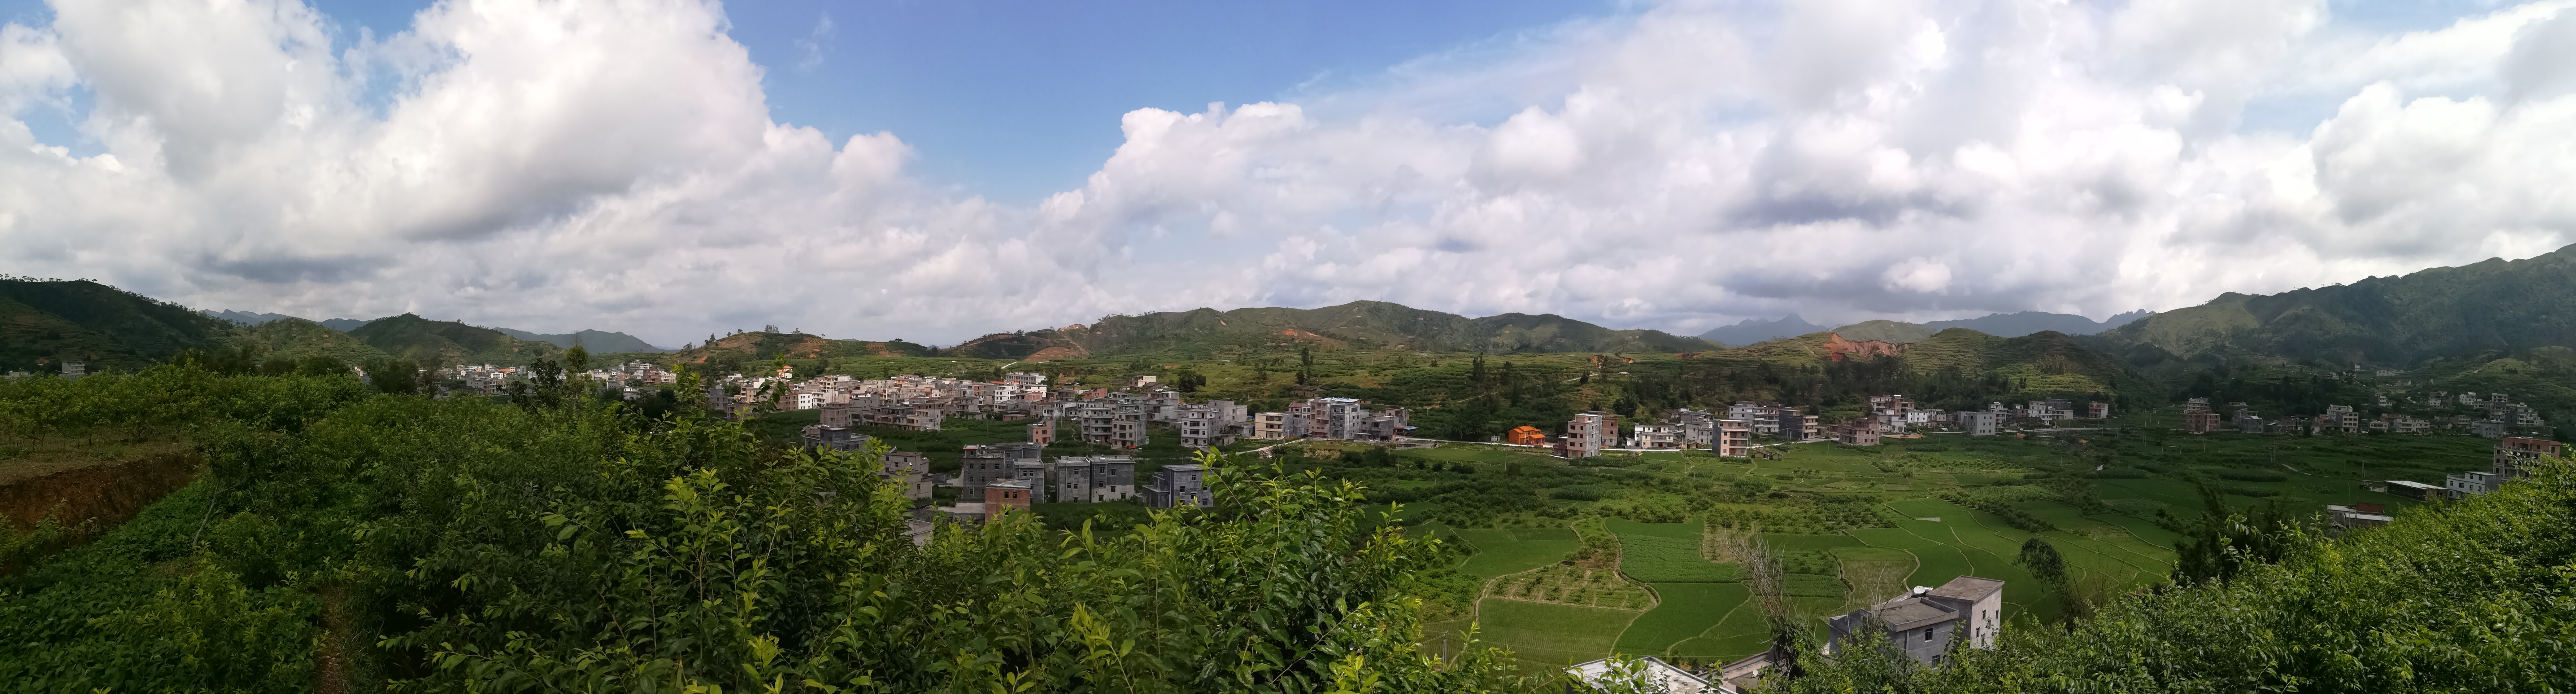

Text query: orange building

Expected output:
[1505,425,1549,446]
[985,479,1034,522]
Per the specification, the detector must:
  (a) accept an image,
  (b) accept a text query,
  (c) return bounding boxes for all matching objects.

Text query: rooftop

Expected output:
[1928,575,2004,602]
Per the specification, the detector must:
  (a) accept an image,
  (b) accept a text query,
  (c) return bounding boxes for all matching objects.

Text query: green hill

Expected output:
[494,327,668,354]
[234,318,392,364]
[0,279,235,373]
[1710,327,2152,410]
[952,301,1717,360]
[671,331,935,372]
[2086,244,2576,373]
[347,314,561,367]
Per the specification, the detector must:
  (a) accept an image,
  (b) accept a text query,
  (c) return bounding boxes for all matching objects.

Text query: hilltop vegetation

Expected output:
[942,301,1716,361]
[2087,243,2576,373]
[345,313,561,367]
[0,279,235,373]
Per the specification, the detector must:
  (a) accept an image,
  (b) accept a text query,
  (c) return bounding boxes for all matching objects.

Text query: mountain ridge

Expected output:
[941,300,1718,361]
[2082,244,2576,374]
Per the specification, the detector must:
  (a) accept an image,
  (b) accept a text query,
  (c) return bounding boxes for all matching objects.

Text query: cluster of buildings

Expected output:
[1488,396,2113,461]
[2183,394,2546,438]
[2330,435,2562,529]
[4,361,82,380]
[720,371,1058,428]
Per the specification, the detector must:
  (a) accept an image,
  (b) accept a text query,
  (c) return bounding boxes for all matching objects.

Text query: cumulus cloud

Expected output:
[1,0,2573,345]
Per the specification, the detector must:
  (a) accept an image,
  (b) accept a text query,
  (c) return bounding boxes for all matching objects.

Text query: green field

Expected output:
[1613,583,1749,656]
[1604,519,1704,538]
[1470,599,1643,665]
[1616,534,1741,583]
[1372,423,2499,664]
[1758,533,1867,551]
[1453,528,1580,579]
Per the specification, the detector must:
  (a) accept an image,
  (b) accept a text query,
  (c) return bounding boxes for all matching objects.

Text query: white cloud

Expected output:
[2,0,2574,346]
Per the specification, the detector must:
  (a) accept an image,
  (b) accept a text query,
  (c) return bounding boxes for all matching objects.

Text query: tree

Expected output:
[2017,537,2067,587]
[564,345,589,374]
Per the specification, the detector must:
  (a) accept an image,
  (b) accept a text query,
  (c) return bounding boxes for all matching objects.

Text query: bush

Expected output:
[2217,468,2289,482]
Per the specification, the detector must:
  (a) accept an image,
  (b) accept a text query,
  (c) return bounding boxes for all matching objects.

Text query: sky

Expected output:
[2,0,2573,348]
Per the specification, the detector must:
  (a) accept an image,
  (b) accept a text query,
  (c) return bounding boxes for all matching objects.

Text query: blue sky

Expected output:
[10,0,1618,203]
[0,0,2493,201]
[2,0,2570,344]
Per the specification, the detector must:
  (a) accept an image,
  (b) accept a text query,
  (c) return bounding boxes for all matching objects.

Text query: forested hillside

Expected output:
[2086,243,2576,374]
[346,313,561,367]
[0,279,235,373]
[944,301,1715,360]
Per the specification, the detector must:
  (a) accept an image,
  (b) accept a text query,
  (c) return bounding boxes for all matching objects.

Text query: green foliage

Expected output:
[2017,538,2067,587]
[0,371,1540,692]
[1785,458,2576,693]
[1937,492,2056,533]
[2214,468,2289,482]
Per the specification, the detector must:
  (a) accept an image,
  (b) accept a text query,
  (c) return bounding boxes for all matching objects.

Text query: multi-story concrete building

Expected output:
[1318,398,1369,440]
[1175,403,1221,448]
[1147,463,1212,508]
[1251,411,1289,439]
[2496,437,2562,480]
[883,450,932,499]
[1826,576,2004,665]
[2086,402,2112,419]
[1360,407,1410,441]
[1778,411,1818,441]
[2322,404,2361,434]
[2182,398,2220,434]
[1050,455,1138,503]
[1836,419,1879,446]
[1715,419,1753,457]
[1959,411,2002,437]
[2446,470,2497,498]
[799,425,868,453]
[1559,411,1615,459]
[1630,424,1681,449]
[959,443,1043,499]
[1112,401,1148,449]
[1027,418,1055,445]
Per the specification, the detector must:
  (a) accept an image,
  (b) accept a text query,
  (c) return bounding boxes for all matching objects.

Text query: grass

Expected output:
[1469,599,1643,666]
[1832,546,1917,607]
[1613,583,1749,657]
[1780,574,1847,598]
[1616,534,1742,583]
[1667,602,1772,662]
[1453,529,1580,579]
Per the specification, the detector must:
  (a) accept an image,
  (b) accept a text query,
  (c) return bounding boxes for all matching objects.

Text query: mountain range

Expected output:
[201,310,668,353]
[933,301,1718,362]
[2082,243,2576,374]
[1701,310,2155,346]
[25,241,2576,392]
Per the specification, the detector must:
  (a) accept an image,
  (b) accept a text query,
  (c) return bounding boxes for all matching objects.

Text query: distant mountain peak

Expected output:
[1698,315,1827,346]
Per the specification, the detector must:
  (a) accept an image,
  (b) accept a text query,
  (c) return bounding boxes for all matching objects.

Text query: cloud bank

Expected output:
[3,0,2573,346]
